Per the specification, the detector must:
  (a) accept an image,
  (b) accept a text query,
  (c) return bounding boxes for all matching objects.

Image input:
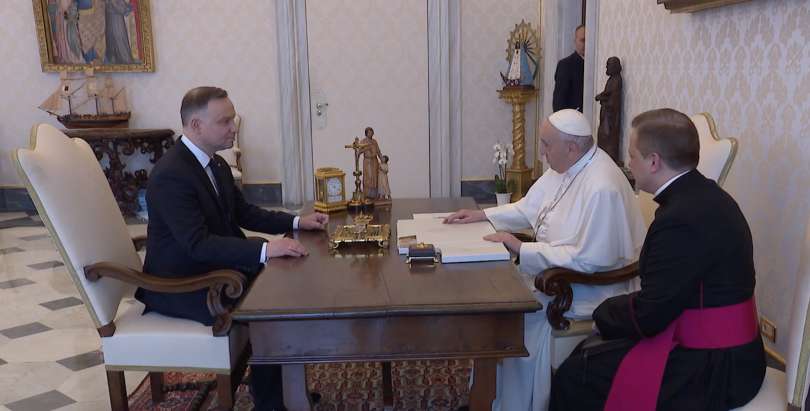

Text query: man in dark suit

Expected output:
[552,25,585,112]
[137,86,328,411]
[550,108,765,411]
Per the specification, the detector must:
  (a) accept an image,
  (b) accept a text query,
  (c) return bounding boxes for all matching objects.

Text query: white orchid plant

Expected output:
[492,142,515,193]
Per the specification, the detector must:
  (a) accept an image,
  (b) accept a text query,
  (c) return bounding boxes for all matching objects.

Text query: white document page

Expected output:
[396,214,510,263]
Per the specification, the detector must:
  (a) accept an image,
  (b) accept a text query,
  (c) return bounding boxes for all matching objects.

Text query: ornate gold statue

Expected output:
[344,137,374,210]
[359,127,384,201]
[497,20,540,202]
[377,155,391,205]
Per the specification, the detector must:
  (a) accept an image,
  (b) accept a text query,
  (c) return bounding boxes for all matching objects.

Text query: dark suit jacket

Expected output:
[552,51,584,112]
[591,170,765,410]
[136,139,295,325]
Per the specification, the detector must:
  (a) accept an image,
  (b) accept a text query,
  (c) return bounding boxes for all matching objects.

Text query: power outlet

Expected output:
[760,316,777,343]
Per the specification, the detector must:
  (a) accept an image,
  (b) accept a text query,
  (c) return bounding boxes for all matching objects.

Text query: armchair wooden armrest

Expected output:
[535,262,639,331]
[132,235,147,251]
[84,262,246,336]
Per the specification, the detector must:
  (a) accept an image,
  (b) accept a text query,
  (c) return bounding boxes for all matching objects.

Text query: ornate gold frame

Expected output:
[32,0,156,72]
[657,0,751,13]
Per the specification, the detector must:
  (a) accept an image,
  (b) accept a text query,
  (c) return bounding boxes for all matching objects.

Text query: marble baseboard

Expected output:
[0,188,36,213]
[460,180,497,204]
[241,182,283,206]
[0,183,285,214]
[4,182,495,212]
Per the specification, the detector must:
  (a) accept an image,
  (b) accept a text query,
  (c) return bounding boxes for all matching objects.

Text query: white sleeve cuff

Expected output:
[293,216,300,230]
[260,241,268,263]
[518,241,547,275]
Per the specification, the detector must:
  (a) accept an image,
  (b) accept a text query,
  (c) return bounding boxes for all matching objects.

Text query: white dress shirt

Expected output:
[180,136,299,263]
[654,169,690,197]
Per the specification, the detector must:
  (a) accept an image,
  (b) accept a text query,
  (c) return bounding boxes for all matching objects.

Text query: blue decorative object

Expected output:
[501,41,539,87]
[501,20,540,88]
[136,188,148,220]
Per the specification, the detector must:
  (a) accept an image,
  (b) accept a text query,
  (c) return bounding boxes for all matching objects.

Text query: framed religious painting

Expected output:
[32,0,155,72]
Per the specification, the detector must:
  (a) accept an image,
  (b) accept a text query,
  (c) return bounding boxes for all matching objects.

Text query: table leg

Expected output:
[469,358,496,411]
[282,364,312,411]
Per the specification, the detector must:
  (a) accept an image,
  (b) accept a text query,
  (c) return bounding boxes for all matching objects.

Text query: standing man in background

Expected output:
[553,25,586,112]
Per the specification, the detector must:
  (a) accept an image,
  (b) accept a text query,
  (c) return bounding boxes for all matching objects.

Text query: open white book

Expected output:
[396,212,510,263]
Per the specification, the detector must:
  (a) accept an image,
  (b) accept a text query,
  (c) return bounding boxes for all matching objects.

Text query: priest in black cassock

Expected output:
[549,108,765,411]
[552,25,585,112]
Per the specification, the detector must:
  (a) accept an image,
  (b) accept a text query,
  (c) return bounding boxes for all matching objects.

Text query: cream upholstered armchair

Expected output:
[538,112,739,368]
[217,114,243,184]
[14,124,250,410]
[731,217,810,411]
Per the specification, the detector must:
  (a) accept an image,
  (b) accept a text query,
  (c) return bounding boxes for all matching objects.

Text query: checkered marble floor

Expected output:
[0,212,149,411]
[0,206,303,411]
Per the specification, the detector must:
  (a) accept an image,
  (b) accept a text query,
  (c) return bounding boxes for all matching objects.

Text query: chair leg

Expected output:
[382,361,393,407]
[106,370,129,411]
[217,373,234,410]
[149,372,164,404]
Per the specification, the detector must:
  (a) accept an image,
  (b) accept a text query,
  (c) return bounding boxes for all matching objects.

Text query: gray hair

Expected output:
[560,132,594,152]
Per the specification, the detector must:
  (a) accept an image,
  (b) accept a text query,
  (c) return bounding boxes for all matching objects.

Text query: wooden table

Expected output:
[63,128,175,215]
[233,198,541,410]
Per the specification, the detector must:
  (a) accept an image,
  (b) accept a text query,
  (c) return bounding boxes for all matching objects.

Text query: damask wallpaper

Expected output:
[596,0,810,354]
[0,0,283,186]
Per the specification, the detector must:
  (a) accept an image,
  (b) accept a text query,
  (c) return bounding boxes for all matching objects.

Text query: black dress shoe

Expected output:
[310,391,322,404]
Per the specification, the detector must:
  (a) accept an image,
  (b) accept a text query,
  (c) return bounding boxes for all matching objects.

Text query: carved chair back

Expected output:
[784,218,810,408]
[693,112,737,187]
[216,113,242,180]
[732,217,810,410]
[14,124,140,329]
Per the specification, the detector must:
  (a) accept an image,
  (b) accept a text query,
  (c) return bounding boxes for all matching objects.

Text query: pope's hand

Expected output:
[299,212,329,230]
[267,237,309,258]
[443,209,486,224]
[483,231,521,254]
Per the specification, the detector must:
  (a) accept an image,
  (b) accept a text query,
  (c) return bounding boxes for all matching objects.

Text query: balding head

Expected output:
[575,25,586,57]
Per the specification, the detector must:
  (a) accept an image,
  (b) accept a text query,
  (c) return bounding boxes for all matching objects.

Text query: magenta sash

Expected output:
[604,297,758,411]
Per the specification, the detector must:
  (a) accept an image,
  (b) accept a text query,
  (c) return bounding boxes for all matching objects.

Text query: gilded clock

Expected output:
[314,167,347,213]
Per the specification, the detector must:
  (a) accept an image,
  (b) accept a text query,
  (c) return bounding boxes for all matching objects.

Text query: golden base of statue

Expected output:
[497,87,537,202]
[506,167,533,201]
[347,198,374,212]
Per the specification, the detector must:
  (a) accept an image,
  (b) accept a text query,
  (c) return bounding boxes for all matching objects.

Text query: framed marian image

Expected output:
[32,0,155,72]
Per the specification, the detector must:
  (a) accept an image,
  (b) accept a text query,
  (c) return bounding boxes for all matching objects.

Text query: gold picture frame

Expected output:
[657,0,751,13]
[32,0,155,72]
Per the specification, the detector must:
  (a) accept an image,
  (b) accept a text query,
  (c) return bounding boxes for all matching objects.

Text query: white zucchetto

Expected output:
[548,109,592,137]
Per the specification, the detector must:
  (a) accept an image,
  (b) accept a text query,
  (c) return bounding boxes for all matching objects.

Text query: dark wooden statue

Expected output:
[595,57,623,165]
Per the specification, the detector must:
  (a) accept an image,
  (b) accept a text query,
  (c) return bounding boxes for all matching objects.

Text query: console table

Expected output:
[63,128,175,215]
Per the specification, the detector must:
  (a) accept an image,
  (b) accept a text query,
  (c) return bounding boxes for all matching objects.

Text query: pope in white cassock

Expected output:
[444,109,646,411]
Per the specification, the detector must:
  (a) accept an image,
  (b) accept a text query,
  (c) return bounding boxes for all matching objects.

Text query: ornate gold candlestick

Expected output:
[497,86,538,201]
[344,138,371,211]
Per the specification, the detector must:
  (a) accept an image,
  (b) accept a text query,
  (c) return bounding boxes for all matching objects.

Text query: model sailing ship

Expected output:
[38,69,130,129]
